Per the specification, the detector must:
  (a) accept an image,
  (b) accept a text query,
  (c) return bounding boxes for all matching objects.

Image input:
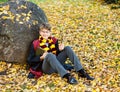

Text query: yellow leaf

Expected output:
[16,18,19,21]
[19,22,24,24]
[2,16,10,19]
[21,5,27,9]
[27,13,31,17]
[25,17,30,21]
[16,14,21,18]
[33,20,38,25]
[3,5,10,11]
[2,10,8,14]
[0,12,3,15]
[28,24,31,28]
[0,7,3,11]
[21,13,26,16]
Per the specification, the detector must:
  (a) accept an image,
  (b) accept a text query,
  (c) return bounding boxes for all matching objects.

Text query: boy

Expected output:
[27,23,94,84]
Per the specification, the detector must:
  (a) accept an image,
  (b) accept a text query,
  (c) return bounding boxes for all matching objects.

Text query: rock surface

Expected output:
[0,0,48,63]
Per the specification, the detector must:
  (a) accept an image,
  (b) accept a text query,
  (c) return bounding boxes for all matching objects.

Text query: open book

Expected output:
[36,47,45,56]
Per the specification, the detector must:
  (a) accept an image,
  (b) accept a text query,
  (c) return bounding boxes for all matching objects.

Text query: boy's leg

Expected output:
[42,53,68,77]
[57,46,83,71]
[42,53,78,84]
[59,46,94,80]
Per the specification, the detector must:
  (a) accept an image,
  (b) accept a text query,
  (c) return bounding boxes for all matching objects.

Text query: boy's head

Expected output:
[39,23,51,32]
[39,23,51,39]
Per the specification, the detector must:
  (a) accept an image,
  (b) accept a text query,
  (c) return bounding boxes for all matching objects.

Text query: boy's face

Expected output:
[39,28,51,39]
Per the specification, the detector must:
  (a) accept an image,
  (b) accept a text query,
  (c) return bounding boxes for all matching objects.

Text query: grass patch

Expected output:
[28,0,46,4]
[0,0,46,4]
[0,0,8,3]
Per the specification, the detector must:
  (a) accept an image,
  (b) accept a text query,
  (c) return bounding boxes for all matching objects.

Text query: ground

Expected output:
[0,0,120,92]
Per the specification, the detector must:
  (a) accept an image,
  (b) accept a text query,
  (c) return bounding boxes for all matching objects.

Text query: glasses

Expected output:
[41,31,50,33]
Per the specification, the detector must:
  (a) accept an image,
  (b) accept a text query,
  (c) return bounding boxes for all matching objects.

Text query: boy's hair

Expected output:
[39,23,51,31]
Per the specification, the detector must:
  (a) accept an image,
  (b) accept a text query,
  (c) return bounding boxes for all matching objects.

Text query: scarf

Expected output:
[39,36,56,55]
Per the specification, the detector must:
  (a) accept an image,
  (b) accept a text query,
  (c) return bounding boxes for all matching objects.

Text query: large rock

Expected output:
[0,0,48,63]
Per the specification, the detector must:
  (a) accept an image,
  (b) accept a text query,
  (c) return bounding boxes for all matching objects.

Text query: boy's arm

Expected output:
[27,44,42,64]
[55,40,61,54]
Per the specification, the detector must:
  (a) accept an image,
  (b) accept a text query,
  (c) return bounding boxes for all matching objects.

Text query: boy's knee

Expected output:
[46,53,56,62]
[64,46,71,50]
[46,53,55,58]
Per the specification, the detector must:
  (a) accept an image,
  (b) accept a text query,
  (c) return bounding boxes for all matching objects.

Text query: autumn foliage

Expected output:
[0,0,120,91]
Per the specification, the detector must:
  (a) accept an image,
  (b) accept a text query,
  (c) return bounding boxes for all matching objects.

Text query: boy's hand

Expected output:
[40,52,48,60]
[59,43,64,51]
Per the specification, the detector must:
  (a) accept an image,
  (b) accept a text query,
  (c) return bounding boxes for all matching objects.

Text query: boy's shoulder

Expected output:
[33,39,39,44]
[51,36,58,42]
[32,39,40,50]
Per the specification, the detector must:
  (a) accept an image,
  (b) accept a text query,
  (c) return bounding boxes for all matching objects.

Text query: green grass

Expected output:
[0,0,46,4]
[28,0,47,4]
[0,0,8,3]
[29,0,46,2]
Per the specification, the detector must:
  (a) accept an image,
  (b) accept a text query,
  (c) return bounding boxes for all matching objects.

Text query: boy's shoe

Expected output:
[27,72,35,79]
[67,76,78,84]
[78,69,95,80]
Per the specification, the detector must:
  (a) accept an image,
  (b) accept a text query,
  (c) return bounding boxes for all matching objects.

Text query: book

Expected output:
[36,47,45,56]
